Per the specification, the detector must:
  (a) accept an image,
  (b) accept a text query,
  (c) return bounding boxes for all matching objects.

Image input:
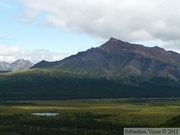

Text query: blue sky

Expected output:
[0,0,101,63]
[0,0,180,63]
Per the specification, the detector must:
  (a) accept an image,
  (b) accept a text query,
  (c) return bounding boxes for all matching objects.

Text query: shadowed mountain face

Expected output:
[32,38,180,81]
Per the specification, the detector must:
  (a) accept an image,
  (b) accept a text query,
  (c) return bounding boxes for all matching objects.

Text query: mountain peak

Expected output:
[10,59,34,71]
[100,38,131,53]
[109,37,125,43]
[99,38,180,67]
[0,59,34,71]
[13,59,29,63]
[109,37,118,41]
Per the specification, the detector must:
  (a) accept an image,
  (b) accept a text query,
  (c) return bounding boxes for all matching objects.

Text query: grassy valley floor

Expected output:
[0,99,180,135]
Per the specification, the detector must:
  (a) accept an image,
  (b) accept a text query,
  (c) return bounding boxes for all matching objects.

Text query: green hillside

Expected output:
[0,69,180,100]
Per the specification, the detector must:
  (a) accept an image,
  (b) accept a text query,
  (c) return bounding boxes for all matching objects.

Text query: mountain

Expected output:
[32,38,180,81]
[9,59,34,71]
[0,62,10,71]
[1,38,180,100]
[0,59,34,71]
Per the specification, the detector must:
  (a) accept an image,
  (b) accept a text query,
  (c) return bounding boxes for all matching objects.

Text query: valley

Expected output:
[0,99,180,135]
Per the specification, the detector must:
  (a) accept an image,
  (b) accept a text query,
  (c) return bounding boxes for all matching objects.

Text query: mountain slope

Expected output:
[32,38,180,80]
[9,59,34,71]
[0,62,10,71]
[0,69,180,100]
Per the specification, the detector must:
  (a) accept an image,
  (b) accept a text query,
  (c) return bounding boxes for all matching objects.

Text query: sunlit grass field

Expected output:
[0,99,180,135]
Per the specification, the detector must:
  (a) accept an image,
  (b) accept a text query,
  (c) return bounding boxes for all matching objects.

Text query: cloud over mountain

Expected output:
[0,43,70,63]
[17,0,180,52]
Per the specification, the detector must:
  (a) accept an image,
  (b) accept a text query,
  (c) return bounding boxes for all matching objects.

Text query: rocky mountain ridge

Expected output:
[32,38,180,81]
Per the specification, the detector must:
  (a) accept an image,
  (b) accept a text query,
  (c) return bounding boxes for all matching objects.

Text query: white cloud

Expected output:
[0,43,70,63]
[0,1,11,8]
[0,44,20,56]
[16,0,180,52]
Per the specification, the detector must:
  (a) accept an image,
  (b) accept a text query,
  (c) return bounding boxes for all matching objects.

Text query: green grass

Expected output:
[0,99,180,135]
